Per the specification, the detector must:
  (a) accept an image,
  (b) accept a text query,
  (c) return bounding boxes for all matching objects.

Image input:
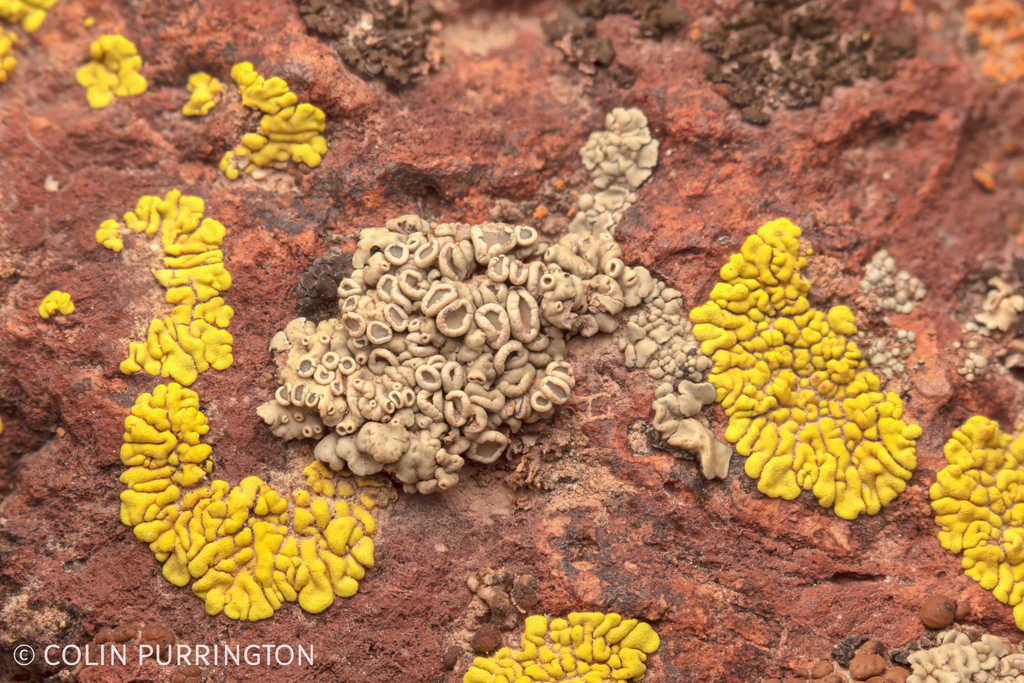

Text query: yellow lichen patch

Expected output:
[101,190,233,386]
[464,612,661,683]
[0,31,15,82]
[689,219,922,520]
[38,290,73,318]
[75,34,147,109]
[183,72,223,117]
[0,0,57,33]
[966,0,1024,83]
[119,383,396,621]
[929,416,1024,631]
[219,62,327,180]
[95,219,123,252]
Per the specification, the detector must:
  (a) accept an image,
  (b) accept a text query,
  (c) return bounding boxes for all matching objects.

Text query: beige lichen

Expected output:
[260,216,655,493]
[570,108,659,236]
[975,276,1024,331]
[906,629,1024,682]
[652,380,732,479]
[619,283,713,382]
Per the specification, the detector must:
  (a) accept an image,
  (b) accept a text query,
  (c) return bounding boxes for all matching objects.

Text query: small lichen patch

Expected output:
[220,62,327,180]
[183,72,223,117]
[570,108,659,236]
[100,190,234,386]
[119,383,395,621]
[0,0,57,33]
[38,290,73,318]
[966,0,1024,83]
[701,1,916,124]
[0,30,15,82]
[690,219,923,519]
[652,380,732,479]
[976,277,1024,332]
[858,249,927,316]
[619,283,711,382]
[929,416,1024,630]
[464,612,661,683]
[298,0,442,85]
[75,34,147,109]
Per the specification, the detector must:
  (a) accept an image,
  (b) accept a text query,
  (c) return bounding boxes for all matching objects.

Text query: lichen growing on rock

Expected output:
[690,219,923,519]
[38,290,73,319]
[220,62,327,180]
[701,1,916,124]
[297,0,442,85]
[905,629,1024,681]
[463,612,660,683]
[652,380,732,479]
[183,72,223,117]
[75,34,147,109]
[0,30,15,82]
[966,0,1024,83]
[569,108,659,236]
[98,190,234,386]
[0,0,57,33]
[929,415,1024,630]
[542,0,686,78]
[119,383,395,621]
[259,215,656,493]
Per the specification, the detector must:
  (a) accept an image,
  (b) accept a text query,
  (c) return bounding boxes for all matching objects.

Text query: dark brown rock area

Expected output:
[2,0,1024,682]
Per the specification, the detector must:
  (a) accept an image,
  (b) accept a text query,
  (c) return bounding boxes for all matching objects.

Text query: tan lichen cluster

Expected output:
[97,190,234,386]
[930,416,1024,630]
[219,62,327,180]
[569,108,659,236]
[976,277,1024,332]
[183,72,223,117]
[966,0,1024,83]
[907,629,1024,682]
[75,34,147,109]
[620,284,713,382]
[119,383,395,621]
[691,219,923,519]
[652,380,732,479]
[464,612,660,683]
[260,215,656,493]
[0,0,56,33]
[858,249,927,315]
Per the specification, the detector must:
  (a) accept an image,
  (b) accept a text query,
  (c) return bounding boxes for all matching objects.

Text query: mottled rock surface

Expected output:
[2,0,1024,682]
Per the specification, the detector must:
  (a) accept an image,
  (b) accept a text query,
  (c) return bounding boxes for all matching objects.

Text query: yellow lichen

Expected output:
[38,290,73,318]
[0,0,57,33]
[930,416,1024,631]
[0,31,15,82]
[100,190,233,386]
[219,62,327,180]
[464,612,661,683]
[119,383,396,621]
[75,34,147,109]
[183,72,223,117]
[689,219,922,520]
[95,219,123,252]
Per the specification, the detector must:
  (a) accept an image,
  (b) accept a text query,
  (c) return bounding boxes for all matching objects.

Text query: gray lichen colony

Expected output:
[259,215,658,493]
[259,108,731,492]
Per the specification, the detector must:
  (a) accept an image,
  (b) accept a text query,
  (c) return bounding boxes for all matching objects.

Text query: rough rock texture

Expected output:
[1,1,1024,682]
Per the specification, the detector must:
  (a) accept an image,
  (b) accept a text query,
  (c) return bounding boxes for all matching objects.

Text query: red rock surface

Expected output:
[2,0,1024,682]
